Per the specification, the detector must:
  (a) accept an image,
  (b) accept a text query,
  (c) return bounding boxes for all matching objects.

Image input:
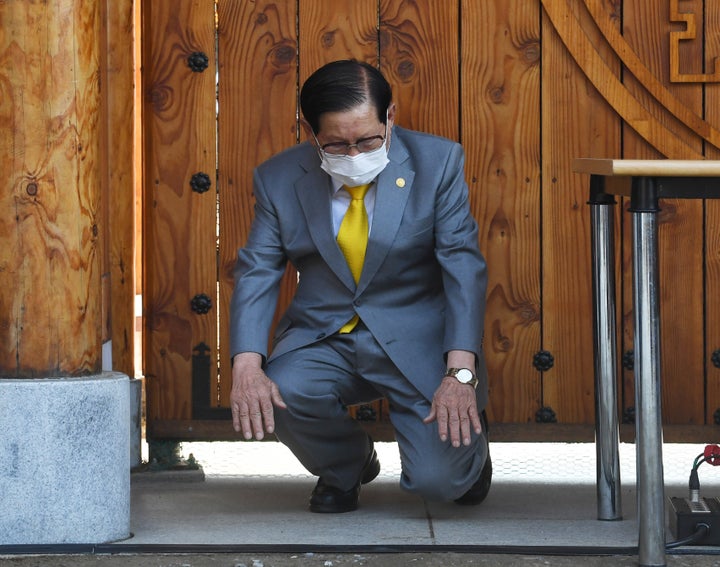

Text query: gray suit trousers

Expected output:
[266,323,489,501]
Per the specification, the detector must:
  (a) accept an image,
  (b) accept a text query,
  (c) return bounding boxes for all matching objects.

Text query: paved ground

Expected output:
[2,552,720,566]
[5,442,720,566]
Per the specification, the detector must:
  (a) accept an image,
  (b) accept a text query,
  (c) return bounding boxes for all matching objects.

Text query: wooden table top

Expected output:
[573,158,720,177]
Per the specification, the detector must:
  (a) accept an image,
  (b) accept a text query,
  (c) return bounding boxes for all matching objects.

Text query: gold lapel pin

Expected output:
[396,178,406,188]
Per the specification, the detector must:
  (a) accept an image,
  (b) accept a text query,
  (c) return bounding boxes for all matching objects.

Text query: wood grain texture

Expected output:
[99,0,110,348]
[584,0,720,151]
[106,0,137,377]
[543,0,702,160]
[217,0,298,407]
[380,0,458,140]
[299,0,378,79]
[134,1,143,297]
[143,0,217,427]
[0,0,102,377]
[621,0,705,424]
[619,0,705,154]
[540,0,622,422]
[461,0,542,423]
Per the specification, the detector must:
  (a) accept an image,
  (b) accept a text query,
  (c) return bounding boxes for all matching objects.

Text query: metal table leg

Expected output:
[631,177,665,567]
[589,175,622,521]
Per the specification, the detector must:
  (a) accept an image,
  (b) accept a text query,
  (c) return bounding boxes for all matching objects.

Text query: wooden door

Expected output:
[142,0,720,442]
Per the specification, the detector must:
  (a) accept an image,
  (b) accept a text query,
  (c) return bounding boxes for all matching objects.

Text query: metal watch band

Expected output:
[445,367,478,388]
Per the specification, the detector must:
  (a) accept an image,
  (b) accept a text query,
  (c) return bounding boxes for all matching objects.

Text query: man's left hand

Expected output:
[424,376,482,447]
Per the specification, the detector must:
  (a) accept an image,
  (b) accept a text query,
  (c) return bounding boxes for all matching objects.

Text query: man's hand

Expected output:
[424,376,482,447]
[230,353,287,440]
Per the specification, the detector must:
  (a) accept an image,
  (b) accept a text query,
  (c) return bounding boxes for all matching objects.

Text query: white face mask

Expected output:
[319,140,390,187]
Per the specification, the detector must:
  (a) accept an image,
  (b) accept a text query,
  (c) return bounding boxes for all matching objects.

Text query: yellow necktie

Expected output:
[336,183,371,333]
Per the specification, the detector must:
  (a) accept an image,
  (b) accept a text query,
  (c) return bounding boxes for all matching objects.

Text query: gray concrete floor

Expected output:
[0,553,717,566]
[3,442,720,566]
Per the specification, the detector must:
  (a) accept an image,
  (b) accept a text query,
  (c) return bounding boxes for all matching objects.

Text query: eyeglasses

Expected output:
[315,118,389,156]
[320,134,385,156]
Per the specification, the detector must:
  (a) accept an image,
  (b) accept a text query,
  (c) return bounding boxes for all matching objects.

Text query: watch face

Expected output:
[456,368,474,383]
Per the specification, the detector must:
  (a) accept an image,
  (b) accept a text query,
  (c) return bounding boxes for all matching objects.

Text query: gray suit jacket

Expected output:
[230,126,488,406]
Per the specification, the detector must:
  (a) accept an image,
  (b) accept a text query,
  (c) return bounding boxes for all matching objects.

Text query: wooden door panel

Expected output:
[461,0,542,424]
[216,0,298,410]
[540,1,622,423]
[142,0,720,441]
[143,0,218,431]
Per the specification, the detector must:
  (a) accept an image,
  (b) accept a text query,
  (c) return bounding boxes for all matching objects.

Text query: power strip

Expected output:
[669,496,720,545]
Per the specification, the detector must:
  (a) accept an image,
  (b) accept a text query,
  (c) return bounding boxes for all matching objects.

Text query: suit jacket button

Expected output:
[316,332,326,339]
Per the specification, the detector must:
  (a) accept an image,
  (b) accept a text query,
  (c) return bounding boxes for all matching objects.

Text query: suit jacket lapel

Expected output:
[357,138,414,294]
[295,154,357,290]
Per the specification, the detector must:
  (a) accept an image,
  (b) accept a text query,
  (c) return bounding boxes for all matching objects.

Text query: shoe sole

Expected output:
[309,501,358,513]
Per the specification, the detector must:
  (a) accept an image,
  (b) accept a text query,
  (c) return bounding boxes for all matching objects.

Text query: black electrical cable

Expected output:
[666,523,710,549]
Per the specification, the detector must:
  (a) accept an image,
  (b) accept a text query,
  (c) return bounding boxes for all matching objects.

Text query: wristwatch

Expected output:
[446,367,478,389]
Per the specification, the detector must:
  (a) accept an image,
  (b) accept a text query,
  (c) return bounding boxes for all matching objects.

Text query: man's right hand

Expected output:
[230,352,287,440]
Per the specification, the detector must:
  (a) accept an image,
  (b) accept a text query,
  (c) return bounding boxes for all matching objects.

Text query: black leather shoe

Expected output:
[455,411,492,505]
[309,447,380,513]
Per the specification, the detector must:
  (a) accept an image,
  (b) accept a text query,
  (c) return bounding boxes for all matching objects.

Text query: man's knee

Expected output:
[268,368,341,422]
[401,462,470,501]
[401,436,489,502]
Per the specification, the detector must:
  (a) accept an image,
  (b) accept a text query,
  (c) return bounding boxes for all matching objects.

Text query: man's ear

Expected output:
[387,102,397,126]
[300,118,316,144]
